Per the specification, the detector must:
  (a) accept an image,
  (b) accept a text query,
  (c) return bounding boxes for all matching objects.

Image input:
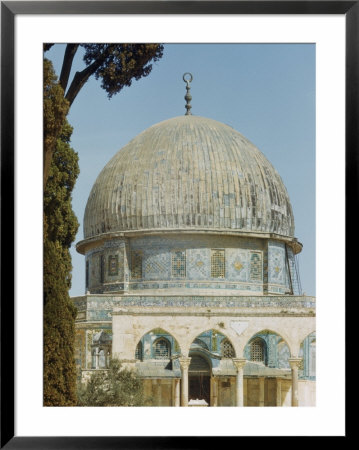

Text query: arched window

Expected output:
[250,338,265,363]
[154,338,171,359]
[135,341,143,361]
[221,339,235,358]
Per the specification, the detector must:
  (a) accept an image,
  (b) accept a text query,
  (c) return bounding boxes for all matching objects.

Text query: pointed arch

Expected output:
[243,329,292,368]
[241,328,292,358]
[134,327,181,361]
[188,329,237,359]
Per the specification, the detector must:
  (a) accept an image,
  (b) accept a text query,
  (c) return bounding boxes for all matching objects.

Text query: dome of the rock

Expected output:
[83,115,294,240]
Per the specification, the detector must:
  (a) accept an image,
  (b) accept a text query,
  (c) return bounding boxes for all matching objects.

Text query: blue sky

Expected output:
[46,43,315,297]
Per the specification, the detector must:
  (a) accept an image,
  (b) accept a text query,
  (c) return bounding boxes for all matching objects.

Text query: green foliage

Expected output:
[42,44,163,404]
[43,58,69,150]
[43,60,80,406]
[81,44,164,99]
[43,44,163,187]
[77,359,153,407]
[43,58,70,186]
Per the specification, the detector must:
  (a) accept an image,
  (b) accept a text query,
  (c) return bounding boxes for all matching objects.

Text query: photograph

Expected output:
[43,42,316,408]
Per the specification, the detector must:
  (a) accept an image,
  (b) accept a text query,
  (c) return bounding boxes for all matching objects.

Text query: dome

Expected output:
[83,115,294,239]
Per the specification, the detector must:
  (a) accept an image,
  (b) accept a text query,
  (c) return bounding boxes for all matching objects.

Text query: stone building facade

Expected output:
[72,107,315,407]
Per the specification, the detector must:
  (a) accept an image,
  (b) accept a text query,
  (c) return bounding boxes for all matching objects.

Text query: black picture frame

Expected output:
[1,1,353,447]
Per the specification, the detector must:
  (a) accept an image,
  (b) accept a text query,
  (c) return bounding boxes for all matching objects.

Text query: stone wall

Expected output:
[143,379,174,406]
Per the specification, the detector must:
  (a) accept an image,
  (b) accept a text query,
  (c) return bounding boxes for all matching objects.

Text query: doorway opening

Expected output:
[188,353,211,405]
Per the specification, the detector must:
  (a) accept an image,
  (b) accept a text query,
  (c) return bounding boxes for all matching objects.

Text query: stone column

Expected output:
[211,377,218,407]
[259,377,265,407]
[289,358,302,407]
[96,347,99,369]
[276,378,282,407]
[174,379,180,407]
[179,357,191,407]
[232,358,247,407]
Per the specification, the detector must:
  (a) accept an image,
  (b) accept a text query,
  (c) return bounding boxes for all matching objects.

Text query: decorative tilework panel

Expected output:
[171,250,186,278]
[108,255,119,276]
[144,251,170,280]
[227,249,249,281]
[250,251,262,281]
[131,251,143,279]
[187,248,209,279]
[72,294,315,324]
[286,246,301,295]
[88,252,105,288]
[277,340,290,369]
[211,249,225,278]
[268,241,286,285]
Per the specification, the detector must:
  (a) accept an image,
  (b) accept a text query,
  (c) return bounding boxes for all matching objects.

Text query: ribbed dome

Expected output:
[84,116,294,239]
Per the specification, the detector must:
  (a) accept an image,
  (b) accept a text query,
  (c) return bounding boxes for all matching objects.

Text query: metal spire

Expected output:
[183,73,193,115]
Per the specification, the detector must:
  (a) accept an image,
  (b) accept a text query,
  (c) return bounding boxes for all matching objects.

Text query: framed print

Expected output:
[1,1,354,447]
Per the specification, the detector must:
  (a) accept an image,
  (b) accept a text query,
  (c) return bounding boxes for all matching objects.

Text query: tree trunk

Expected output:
[60,44,79,93]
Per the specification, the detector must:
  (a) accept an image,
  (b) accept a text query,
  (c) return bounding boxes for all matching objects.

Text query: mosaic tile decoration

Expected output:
[211,249,225,278]
[277,339,291,369]
[108,255,119,276]
[187,248,209,279]
[286,246,301,295]
[171,250,186,278]
[143,250,170,280]
[131,251,143,279]
[250,251,263,281]
[227,249,249,281]
[73,294,316,323]
[268,241,285,284]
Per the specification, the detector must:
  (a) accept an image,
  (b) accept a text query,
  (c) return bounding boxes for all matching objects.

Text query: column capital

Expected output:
[288,358,302,369]
[232,358,247,371]
[179,356,191,370]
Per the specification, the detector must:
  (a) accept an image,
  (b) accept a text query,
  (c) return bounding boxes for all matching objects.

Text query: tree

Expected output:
[43,57,70,190]
[43,43,164,187]
[77,359,152,406]
[43,44,163,405]
[43,61,80,405]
